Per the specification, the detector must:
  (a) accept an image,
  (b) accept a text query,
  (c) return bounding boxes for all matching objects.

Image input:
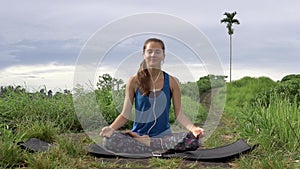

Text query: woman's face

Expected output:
[143,41,165,69]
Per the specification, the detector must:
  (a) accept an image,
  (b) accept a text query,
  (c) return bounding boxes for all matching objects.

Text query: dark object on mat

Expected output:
[164,138,256,162]
[18,138,52,152]
[87,138,256,162]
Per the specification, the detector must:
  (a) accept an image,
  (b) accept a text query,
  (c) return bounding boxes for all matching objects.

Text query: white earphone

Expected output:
[147,71,162,134]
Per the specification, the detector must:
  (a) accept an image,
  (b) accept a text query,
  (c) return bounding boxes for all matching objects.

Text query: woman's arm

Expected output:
[170,76,205,137]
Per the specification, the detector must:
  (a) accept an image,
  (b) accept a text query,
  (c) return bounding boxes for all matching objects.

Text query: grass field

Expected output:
[1,75,299,168]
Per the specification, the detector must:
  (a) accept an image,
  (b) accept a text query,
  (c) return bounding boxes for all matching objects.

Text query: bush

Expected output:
[256,74,300,106]
[196,74,226,95]
[225,76,276,115]
[95,89,119,125]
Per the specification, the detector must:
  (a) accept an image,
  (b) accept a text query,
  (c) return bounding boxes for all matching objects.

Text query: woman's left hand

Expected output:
[190,126,205,138]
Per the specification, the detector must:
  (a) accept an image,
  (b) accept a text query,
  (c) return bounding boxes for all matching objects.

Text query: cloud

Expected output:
[1,0,299,90]
[0,38,83,69]
[0,62,74,91]
[0,50,19,62]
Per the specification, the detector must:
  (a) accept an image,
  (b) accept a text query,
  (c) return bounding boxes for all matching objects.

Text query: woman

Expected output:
[100,38,204,153]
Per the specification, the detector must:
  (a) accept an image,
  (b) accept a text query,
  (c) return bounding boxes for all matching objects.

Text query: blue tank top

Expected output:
[131,71,172,137]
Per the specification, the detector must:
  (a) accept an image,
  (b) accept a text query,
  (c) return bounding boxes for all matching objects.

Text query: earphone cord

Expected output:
[147,92,157,135]
[147,71,161,135]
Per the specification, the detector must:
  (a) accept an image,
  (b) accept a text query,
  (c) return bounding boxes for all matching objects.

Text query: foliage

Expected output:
[196,74,226,95]
[180,81,198,100]
[18,121,58,143]
[275,74,300,104]
[95,89,119,125]
[221,74,300,168]
[281,74,300,82]
[220,11,240,35]
[0,126,24,168]
[241,94,300,152]
[0,85,84,168]
[0,87,81,133]
[1,74,300,168]
[225,76,276,116]
[95,74,132,129]
[255,74,300,107]
[97,73,124,91]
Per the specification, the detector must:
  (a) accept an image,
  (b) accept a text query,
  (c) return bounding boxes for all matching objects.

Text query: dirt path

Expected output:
[200,88,220,111]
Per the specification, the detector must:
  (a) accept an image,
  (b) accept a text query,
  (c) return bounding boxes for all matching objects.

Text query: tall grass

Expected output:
[0,88,82,168]
[224,76,276,116]
[0,126,24,168]
[240,94,300,152]
[1,74,300,168]
[236,94,300,168]
[0,89,80,133]
[222,76,300,168]
[17,121,59,143]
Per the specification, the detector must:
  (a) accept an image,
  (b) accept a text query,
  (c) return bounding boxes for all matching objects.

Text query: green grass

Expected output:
[1,75,300,168]
[235,94,300,168]
[240,95,300,151]
[18,121,58,143]
[221,76,300,168]
[0,127,24,168]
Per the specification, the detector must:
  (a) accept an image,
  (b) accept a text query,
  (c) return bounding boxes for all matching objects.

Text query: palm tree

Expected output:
[221,11,240,82]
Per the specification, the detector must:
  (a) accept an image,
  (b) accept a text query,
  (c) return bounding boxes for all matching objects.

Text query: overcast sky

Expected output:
[1,0,299,91]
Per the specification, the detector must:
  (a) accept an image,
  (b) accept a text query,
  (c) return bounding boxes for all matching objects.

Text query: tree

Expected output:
[221,11,240,82]
[97,74,114,91]
[97,74,124,91]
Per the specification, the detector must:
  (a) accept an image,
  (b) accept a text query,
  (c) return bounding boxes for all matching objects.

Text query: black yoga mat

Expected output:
[87,138,256,162]
[18,138,256,162]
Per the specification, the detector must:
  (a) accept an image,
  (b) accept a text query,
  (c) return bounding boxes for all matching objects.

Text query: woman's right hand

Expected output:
[99,126,115,138]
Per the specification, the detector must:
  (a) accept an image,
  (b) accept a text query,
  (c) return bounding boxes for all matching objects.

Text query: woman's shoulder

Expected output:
[167,73,180,89]
[168,73,180,84]
[126,74,138,89]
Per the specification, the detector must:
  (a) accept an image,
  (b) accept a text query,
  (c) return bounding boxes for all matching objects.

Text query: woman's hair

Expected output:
[137,38,165,96]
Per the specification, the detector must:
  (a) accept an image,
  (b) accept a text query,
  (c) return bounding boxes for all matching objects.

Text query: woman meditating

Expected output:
[100,38,204,153]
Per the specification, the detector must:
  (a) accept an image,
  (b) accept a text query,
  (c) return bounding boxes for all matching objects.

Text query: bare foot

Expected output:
[125,131,151,146]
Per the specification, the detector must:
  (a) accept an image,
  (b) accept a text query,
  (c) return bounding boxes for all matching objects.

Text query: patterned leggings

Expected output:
[102,132,200,154]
